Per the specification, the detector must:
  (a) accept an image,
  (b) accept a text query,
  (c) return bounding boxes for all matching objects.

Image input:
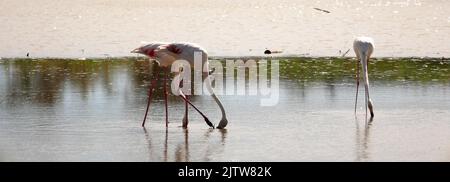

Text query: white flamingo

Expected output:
[131,42,228,129]
[353,37,375,119]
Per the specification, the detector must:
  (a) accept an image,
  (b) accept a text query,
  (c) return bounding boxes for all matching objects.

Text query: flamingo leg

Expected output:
[164,67,169,127]
[178,89,214,128]
[182,95,189,128]
[179,79,189,128]
[142,67,160,127]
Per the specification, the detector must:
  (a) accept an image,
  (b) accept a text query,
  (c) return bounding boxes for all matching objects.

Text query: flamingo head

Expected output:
[131,43,166,58]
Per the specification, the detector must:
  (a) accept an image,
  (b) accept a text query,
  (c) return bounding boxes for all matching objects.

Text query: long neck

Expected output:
[202,71,228,129]
[359,52,370,118]
[204,76,227,120]
[211,91,227,120]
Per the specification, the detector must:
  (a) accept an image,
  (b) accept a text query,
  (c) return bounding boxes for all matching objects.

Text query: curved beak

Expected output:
[131,47,142,53]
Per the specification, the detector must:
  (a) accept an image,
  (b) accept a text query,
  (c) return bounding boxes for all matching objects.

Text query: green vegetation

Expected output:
[276,57,450,84]
[1,57,449,85]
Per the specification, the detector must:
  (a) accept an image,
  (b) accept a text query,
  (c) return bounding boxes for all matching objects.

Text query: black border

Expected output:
[1,162,449,180]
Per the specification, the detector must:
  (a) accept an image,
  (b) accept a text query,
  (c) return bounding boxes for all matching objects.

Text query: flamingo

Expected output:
[353,37,375,119]
[131,42,228,129]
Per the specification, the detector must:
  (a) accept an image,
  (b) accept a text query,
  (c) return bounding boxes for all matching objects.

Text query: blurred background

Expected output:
[1,0,449,58]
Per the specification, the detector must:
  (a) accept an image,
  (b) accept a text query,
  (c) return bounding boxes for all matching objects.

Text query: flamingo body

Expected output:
[132,42,228,129]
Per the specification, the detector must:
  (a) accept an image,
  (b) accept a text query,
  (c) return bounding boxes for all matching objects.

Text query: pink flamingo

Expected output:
[131,42,228,129]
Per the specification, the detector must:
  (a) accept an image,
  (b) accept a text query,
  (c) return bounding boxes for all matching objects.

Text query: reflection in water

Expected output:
[175,129,190,162]
[219,129,227,144]
[202,129,227,162]
[164,128,168,162]
[0,58,449,161]
[0,59,146,106]
[1,58,449,108]
[355,117,373,162]
[143,127,171,162]
[143,127,152,161]
[142,128,227,162]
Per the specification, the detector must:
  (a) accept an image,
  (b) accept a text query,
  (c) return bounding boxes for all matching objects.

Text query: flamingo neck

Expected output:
[203,74,228,128]
[211,92,227,120]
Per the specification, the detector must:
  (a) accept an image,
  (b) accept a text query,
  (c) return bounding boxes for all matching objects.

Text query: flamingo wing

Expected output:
[166,44,183,54]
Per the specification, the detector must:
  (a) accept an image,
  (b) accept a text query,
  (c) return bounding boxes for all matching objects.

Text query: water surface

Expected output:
[0,58,449,161]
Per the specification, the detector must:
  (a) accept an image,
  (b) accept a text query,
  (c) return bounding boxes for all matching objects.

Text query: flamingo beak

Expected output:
[131,47,142,54]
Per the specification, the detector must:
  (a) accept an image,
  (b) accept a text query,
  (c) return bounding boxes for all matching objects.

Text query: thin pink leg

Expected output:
[180,79,189,128]
[182,95,189,128]
[142,67,160,127]
[163,67,169,127]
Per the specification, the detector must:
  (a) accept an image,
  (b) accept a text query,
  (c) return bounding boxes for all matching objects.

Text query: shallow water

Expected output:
[0,58,449,161]
[1,0,450,58]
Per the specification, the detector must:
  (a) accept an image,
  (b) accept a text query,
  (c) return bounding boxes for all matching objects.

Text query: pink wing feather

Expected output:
[166,44,183,54]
